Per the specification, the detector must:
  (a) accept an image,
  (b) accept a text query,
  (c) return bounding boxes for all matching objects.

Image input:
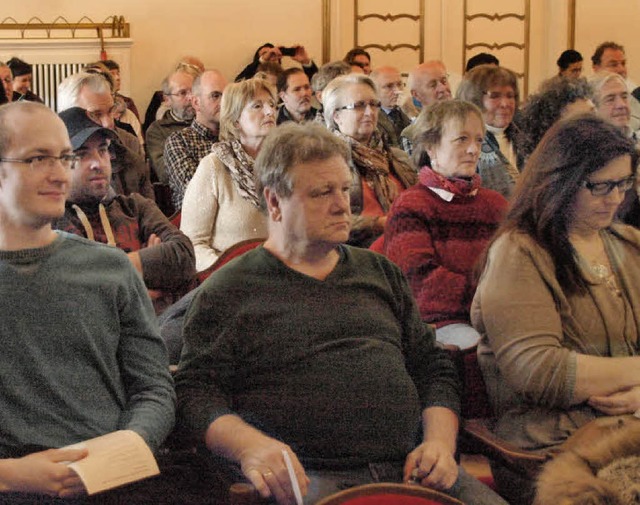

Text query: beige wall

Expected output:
[2,0,640,115]
[1,0,324,113]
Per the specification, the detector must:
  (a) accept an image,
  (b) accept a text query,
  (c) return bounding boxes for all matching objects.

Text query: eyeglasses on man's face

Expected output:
[381,81,404,91]
[0,154,78,171]
[207,91,223,101]
[166,89,191,99]
[86,105,119,124]
[582,175,635,196]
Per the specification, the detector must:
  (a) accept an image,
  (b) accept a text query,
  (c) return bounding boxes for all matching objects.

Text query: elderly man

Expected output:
[175,122,506,505]
[146,67,199,184]
[371,66,411,146]
[409,61,452,109]
[276,68,316,124]
[54,107,196,314]
[0,101,175,502]
[58,72,154,200]
[164,69,228,211]
[401,61,453,155]
[590,71,640,146]
[592,41,640,130]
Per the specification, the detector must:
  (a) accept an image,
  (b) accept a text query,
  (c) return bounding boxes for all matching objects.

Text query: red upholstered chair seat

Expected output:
[332,495,451,505]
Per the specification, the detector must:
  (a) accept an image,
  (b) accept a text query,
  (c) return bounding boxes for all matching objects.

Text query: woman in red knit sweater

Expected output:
[384,100,508,349]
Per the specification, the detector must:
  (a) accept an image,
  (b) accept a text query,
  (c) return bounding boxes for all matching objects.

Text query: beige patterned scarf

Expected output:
[211,139,261,208]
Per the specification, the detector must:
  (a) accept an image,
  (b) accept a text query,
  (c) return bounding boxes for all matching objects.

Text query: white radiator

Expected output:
[32,62,85,110]
[0,38,133,111]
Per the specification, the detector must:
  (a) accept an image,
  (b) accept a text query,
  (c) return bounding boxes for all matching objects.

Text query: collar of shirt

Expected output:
[191,119,219,140]
[427,186,478,202]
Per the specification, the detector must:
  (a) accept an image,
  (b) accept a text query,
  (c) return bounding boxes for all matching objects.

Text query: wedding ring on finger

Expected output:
[408,468,421,484]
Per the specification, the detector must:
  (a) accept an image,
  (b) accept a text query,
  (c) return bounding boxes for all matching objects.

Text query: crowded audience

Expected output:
[3,32,640,505]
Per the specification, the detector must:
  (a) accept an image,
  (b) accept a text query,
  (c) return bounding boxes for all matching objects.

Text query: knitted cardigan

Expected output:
[384,166,508,327]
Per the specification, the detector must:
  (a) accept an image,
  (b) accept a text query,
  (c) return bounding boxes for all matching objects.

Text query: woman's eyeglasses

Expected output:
[337,100,382,112]
[582,175,635,196]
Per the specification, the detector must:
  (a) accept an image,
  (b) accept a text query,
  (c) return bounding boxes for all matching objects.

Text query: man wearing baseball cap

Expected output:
[55,106,195,314]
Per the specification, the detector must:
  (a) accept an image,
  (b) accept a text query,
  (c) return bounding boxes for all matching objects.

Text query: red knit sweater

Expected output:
[384,167,508,327]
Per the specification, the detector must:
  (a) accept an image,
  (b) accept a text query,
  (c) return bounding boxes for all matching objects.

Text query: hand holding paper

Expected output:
[64,430,159,495]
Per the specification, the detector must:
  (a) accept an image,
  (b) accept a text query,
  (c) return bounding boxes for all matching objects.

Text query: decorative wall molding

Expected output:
[353,0,424,65]
[462,0,530,96]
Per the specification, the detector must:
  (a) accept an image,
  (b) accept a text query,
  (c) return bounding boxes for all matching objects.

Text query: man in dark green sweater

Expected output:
[175,122,506,505]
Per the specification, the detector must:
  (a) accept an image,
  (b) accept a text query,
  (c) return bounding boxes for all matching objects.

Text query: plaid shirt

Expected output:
[164,120,218,210]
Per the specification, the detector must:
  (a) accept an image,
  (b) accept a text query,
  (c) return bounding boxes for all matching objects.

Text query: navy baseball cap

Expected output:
[58,107,117,150]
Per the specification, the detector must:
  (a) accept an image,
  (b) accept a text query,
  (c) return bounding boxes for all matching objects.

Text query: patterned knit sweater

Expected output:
[384,166,508,327]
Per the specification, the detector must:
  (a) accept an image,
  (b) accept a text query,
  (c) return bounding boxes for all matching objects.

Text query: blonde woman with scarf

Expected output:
[323,74,417,247]
[181,78,275,271]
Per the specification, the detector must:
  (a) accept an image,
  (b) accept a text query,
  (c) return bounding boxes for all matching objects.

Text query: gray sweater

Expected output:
[0,232,175,457]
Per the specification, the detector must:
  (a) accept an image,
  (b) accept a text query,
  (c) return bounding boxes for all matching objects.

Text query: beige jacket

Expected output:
[471,225,640,452]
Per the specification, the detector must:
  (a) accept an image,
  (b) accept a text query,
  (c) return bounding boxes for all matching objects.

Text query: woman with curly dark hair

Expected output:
[516,76,595,162]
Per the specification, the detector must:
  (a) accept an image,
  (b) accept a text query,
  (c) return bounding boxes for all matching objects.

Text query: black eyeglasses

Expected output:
[0,154,78,171]
[337,100,381,112]
[582,175,635,196]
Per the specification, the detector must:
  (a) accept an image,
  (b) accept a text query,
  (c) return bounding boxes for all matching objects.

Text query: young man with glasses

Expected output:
[0,100,175,502]
[146,68,200,184]
[54,106,195,315]
[164,69,228,211]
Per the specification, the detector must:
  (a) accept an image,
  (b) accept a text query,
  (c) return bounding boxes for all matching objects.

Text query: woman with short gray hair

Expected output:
[323,73,416,247]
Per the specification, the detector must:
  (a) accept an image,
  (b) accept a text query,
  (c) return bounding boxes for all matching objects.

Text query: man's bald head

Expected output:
[370,66,403,108]
[408,60,452,107]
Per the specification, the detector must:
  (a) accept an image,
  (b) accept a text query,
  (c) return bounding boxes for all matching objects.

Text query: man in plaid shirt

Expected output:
[164,70,228,211]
